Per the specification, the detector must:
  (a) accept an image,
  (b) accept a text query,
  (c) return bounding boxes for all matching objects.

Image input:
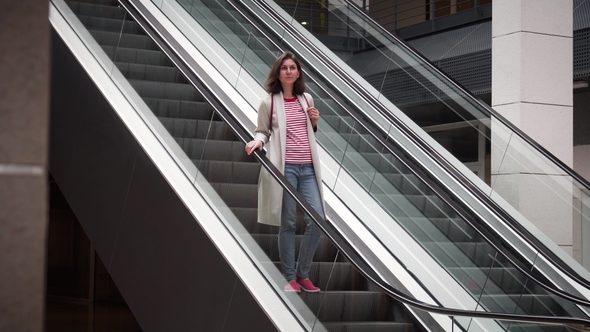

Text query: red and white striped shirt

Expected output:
[284,97,312,164]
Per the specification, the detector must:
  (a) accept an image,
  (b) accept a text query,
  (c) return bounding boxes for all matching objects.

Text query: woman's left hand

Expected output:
[306,107,320,127]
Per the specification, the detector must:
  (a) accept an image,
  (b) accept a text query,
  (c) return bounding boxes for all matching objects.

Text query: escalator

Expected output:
[49,0,590,331]
[156,0,590,324]
[50,0,422,330]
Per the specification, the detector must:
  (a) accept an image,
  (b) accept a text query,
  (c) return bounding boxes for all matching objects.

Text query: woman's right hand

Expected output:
[245,140,263,155]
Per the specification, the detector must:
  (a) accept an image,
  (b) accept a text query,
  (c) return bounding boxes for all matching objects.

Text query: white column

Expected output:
[491,0,574,255]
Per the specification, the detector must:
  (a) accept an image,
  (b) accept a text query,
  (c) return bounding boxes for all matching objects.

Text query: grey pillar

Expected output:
[0,1,50,331]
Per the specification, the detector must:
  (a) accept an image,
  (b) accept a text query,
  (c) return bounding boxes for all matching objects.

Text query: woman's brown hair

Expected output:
[264,51,306,95]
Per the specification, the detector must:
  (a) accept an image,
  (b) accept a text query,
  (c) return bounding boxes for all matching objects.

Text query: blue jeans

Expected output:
[279,163,324,281]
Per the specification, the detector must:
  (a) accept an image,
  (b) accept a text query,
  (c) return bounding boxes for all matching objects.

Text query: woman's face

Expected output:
[278,58,300,89]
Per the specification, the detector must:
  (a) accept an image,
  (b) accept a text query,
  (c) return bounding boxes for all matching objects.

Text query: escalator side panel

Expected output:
[49,28,277,332]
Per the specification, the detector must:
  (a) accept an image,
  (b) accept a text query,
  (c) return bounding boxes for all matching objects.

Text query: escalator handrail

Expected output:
[248,0,590,295]
[118,0,590,329]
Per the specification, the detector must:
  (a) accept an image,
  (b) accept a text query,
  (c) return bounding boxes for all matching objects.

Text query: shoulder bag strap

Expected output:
[269,94,274,133]
[302,94,310,108]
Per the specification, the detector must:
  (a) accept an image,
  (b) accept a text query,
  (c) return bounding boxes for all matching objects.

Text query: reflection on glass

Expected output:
[177,0,277,87]
[460,317,575,332]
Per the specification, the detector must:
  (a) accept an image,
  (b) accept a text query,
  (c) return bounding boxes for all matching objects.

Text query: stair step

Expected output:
[77,14,141,34]
[102,46,173,66]
[176,138,254,162]
[159,117,235,140]
[89,29,158,50]
[66,1,125,20]
[322,321,414,332]
[250,234,341,263]
[128,79,203,101]
[116,62,186,84]
[144,98,214,120]
[301,291,393,322]
[199,161,260,184]
[209,182,257,208]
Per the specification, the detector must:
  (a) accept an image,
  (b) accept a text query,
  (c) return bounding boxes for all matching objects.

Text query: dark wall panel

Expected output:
[574,90,590,146]
[50,28,277,332]
[50,28,138,265]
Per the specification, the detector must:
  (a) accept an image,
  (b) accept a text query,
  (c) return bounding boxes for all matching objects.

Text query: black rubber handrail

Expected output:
[248,0,590,295]
[114,0,590,330]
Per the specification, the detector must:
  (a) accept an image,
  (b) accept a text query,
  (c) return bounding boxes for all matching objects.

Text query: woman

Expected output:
[245,52,325,293]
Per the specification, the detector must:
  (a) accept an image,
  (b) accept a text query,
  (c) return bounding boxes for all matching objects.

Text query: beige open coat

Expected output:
[253,92,325,226]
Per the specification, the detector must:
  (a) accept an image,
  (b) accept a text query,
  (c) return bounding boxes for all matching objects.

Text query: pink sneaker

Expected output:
[284,280,301,293]
[296,277,320,292]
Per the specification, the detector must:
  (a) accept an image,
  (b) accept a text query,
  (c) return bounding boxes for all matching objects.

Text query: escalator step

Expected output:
[404,195,454,218]
[128,79,202,101]
[371,193,424,218]
[231,207,274,234]
[426,217,474,242]
[479,294,560,316]
[101,46,174,66]
[159,117,236,140]
[68,0,117,6]
[66,1,125,20]
[176,138,254,162]
[78,14,141,34]
[198,161,260,184]
[399,216,473,244]
[453,242,497,266]
[89,30,159,50]
[267,261,365,291]
[322,321,414,332]
[116,62,186,84]
[209,182,257,208]
[486,267,530,294]
[301,291,393,321]
[312,262,365,291]
[397,217,456,243]
[251,234,340,262]
[143,98,213,120]
[447,266,530,295]
[422,241,496,269]
[233,207,315,235]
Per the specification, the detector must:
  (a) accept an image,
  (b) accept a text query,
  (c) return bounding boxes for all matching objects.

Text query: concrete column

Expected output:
[491,0,574,255]
[0,1,50,331]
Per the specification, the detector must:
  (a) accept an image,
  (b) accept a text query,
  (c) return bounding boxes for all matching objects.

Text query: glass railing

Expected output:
[266,0,590,281]
[273,0,492,32]
[142,0,590,326]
